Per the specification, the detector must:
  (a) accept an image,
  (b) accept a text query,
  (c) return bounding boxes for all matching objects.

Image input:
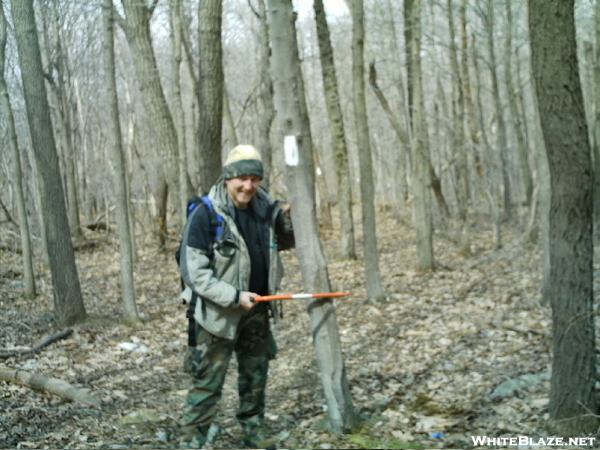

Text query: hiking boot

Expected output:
[242,428,277,449]
[178,435,207,449]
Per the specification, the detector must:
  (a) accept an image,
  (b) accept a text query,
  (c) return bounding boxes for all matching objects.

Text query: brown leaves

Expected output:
[0,216,554,448]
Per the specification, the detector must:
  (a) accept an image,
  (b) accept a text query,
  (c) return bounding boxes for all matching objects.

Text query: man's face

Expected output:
[225,175,261,209]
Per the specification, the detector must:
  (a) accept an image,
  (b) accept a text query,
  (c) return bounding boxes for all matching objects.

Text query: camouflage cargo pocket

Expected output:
[183,346,204,374]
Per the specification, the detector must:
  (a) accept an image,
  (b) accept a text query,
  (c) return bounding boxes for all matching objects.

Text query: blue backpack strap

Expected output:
[201,195,224,240]
[186,196,204,218]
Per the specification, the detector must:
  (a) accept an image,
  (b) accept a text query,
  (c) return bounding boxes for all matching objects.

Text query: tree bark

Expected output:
[11,0,86,327]
[38,1,84,241]
[313,0,356,260]
[406,0,434,270]
[351,0,384,296]
[118,0,179,246]
[446,0,470,255]
[267,0,359,432]
[368,63,449,220]
[255,0,276,189]
[0,3,36,299]
[222,87,238,152]
[169,0,192,226]
[529,0,599,435]
[483,0,512,221]
[0,367,100,407]
[102,0,139,324]
[471,33,501,249]
[379,0,409,217]
[504,0,533,208]
[197,0,224,193]
[594,0,600,236]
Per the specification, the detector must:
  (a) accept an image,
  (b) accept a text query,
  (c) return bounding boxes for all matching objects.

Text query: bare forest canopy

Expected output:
[1,0,597,239]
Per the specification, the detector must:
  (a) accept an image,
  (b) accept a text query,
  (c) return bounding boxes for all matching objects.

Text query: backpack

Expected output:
[177,195,224,347]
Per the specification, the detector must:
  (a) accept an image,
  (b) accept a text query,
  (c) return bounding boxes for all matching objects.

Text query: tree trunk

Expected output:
[594,0,600,236]
[504,0,533,208]
[0,3,36,299]
[118,0,180,242]
[313,0,356,260]
[40,1,84,240]
[102,0,139,324]
[461,0,478,147]
[529,0,599,435]
[368,63,408,218]
[351,0,384,297]
[0,367,100,407]
[197,0,224,193]
[447,0,470,255]
[222,88,238,152]
[169,0,192,227]
[11,0,86,327]
[530,82,551,302]
[483,0,512,222]
[267,0,360,433]
[381,0,409,217]
[406,0,434,271]
[255,0,276,189]
[471,33,501,249]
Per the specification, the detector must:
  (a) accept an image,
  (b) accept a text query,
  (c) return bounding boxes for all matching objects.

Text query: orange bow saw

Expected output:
[253,292,352,302]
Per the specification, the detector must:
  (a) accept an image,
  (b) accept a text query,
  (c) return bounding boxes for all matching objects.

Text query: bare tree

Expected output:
[38,0,83,240]
[117,0,180,248]
[504,0,533,208]
[102,0,139,324]
[254,0,275,188]
[197,0,224,193]
[0,0,35,299]
[11,0,86,327]
[267,0,360,432]
[446,0,470,255]
[594,0,600,234]
[478,0,512,221]
[406,0,434,270]
[529,0,599,436]
[351,0,384,296]
[169,0,192,226]
[253,0,276,189]
[313,0,356,260]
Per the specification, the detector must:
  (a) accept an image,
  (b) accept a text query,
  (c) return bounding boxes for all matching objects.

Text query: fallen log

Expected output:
[0,328,73,359]
[0,366,101,407]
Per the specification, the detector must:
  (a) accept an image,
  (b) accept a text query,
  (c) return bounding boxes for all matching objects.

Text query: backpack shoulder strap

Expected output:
[201,195,224,240]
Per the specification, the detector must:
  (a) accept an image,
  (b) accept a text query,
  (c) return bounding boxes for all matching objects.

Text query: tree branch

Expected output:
[148,0,160,17]
[111,1,127,34]
[0,366,101,407]
[0,328,73,359]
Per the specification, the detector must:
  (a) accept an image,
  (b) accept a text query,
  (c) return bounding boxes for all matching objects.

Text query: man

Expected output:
[178,145,294,449]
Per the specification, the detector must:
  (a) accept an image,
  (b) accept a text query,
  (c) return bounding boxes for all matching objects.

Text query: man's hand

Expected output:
[239,291,259,310]
[283,203,292,218]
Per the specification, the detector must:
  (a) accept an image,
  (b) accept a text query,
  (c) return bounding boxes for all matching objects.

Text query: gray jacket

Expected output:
[179,181,294,340]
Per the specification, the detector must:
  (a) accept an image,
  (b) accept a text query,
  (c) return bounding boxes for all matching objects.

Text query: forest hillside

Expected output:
[0,208,573,450]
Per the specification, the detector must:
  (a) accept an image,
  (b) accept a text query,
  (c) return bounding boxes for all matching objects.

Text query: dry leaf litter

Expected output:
[0,210,595,449]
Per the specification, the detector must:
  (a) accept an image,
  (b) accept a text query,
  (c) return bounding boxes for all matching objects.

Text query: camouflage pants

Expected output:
[180,304,271,442]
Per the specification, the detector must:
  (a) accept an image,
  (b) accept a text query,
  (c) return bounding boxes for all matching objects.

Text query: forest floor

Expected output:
[1,208,598,449]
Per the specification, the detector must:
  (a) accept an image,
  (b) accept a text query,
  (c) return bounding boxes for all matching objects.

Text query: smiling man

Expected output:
[178,145,295,449]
